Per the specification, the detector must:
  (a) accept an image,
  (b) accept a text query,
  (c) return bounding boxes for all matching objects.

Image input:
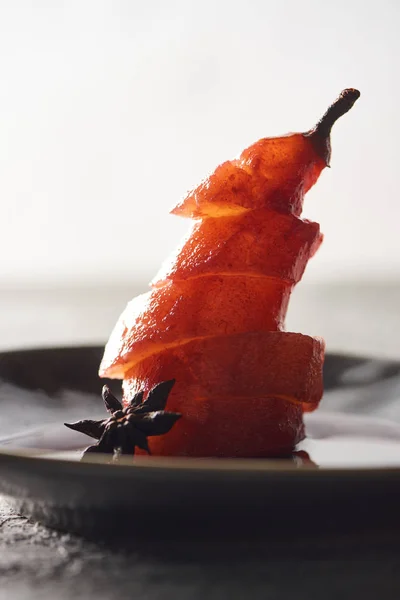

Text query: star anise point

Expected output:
[65,380,181,462]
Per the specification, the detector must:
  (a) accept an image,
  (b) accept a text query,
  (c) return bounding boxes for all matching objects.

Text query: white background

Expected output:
[0,0,398,288]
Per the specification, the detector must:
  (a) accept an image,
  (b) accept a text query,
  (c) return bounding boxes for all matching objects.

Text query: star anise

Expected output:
[65,379,181,462]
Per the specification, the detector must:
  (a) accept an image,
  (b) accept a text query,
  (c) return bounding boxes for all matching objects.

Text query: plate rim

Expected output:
[1,445,400,478]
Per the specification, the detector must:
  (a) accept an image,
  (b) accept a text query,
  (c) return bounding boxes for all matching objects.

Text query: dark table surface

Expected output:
[2,500,400,600]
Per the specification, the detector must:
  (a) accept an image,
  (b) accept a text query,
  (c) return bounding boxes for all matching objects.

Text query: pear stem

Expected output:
[312,88,360,137]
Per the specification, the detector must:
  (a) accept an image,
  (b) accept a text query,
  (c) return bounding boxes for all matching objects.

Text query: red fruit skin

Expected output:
[171,134,326,219]
[122,332,325,457]
[152,210,322,287]
[100,275,291,379]
[137,396,305,458]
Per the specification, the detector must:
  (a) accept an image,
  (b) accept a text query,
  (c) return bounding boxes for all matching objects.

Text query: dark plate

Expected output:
[0,346,400,543]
